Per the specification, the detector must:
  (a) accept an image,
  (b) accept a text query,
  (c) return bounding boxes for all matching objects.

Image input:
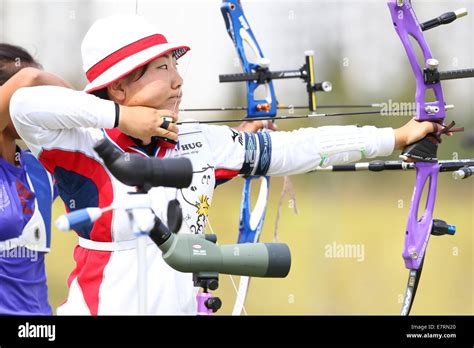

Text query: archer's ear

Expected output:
[107,80,126,103]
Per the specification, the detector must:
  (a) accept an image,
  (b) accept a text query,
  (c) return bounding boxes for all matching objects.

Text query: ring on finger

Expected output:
[161,120,170,130]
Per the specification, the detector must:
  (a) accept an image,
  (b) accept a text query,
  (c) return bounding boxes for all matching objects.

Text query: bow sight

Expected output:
[218,50,332,114]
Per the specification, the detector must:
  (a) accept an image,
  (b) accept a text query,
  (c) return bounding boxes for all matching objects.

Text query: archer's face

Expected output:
[115,53,183,114]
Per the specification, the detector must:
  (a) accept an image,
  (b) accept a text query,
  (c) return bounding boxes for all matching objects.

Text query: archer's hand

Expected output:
[233,119,278,133]
[118,106,178,145]
[393,118,448,150]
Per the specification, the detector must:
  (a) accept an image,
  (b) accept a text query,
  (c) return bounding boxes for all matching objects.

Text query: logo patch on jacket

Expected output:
[180,142,203,152]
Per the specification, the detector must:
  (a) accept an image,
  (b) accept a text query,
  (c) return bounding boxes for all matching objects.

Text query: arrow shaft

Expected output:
[178,109,414,125]
[180,104,383,112]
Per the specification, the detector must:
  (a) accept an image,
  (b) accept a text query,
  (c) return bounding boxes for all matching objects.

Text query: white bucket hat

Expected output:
[82,14,190,93]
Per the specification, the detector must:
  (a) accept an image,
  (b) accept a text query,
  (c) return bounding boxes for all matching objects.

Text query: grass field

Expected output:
[45,172,473,315]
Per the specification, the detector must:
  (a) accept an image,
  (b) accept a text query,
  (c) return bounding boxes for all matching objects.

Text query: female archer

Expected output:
[10,15,442,315]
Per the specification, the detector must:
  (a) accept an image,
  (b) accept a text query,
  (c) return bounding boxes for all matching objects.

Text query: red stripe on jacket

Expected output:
[40,149,116,315]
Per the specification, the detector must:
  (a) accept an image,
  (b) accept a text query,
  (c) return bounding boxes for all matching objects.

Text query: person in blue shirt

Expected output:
[0,43,71,315]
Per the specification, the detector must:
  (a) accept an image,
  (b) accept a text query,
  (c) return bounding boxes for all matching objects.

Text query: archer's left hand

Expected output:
[393,118,451,150]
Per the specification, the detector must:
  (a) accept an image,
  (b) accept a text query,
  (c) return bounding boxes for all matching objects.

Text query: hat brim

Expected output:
[84,43,190,94]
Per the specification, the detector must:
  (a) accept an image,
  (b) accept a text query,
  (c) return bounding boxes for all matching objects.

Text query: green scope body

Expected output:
[158,233,291,278]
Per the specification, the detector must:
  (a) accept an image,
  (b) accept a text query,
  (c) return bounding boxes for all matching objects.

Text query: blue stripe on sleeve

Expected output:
[240,133,258,175]
[254,132,272,176]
